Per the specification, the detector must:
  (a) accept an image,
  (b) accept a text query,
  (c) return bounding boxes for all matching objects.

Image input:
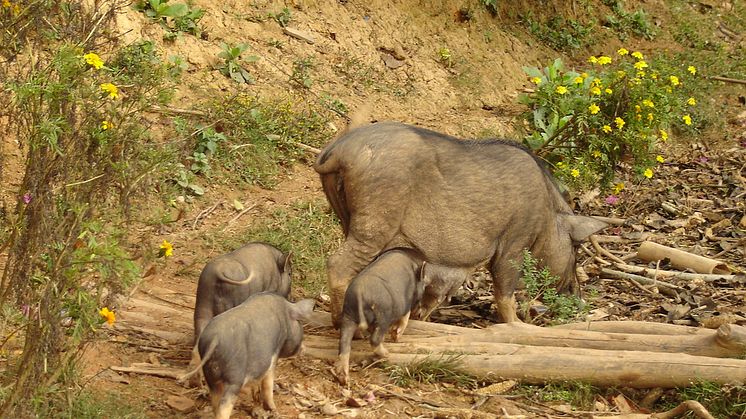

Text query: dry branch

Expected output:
[612,263,738,283]
[600,268,681,297]
[110,363,182,379]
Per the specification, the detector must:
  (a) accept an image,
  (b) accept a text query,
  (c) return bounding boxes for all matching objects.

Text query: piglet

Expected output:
[413,264,472,321]
[333,248,429,385]
[181,292,314,419]
[193,242,292,344]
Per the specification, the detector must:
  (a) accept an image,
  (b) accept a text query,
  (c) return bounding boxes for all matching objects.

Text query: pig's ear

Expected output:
[282,252,293,273]
[289,299,315,321]
[419,262,432,285]
[561,214,609,243]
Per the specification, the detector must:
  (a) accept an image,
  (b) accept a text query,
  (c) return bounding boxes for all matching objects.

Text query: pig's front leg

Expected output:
[260,355,278,411]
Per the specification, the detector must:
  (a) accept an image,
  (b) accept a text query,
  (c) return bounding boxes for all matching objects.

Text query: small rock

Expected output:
[166,395,195,413]
[321,403,338,416]
[283,27,315,44]
[345,397,366,408]
[381,53,405,70]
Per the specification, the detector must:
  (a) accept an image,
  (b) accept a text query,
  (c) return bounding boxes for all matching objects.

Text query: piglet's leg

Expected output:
[370,324,389,358]
[333,319,357,385]
[389,311,410,343]
[260,355,278,411]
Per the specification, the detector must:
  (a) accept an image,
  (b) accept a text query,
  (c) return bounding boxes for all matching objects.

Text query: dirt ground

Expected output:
[7,0,743,417]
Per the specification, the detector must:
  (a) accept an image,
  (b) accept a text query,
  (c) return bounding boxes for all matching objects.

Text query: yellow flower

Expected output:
[688,65,697,75]
[159,240,173,257]
[642,99,654,108]
[616,70,626,78]
[656,155,665,163]
[571,169,580,178]
[2,0,10,8]
[647,113,654,122]
[635,105,642,113]
[605,88,613,94]
[602,125,612,133]
[530,76,542,85]
[83,52,104,70]
[651,73,658,80]
[591,78,602,87]
[100,83,119,99]
[573,76,584,85]
[556,161,565,168]
[687,97,696,106]
[682,114,692,125]
[633,60,648,70]
[643,168,653,178]
[613,182,625,194]
[556,85,568,95]
[588,103,600,114]
[631,51,644,60]
[99,307,116,325]
[669,75,680,86]
[581,72,589,79]
[101,121,113,130]
[660,129,668,141]
[588,56,598,64]
[597,56,612,65]
[617,48,629,56]
[11,3,18,14]
[615,117,625,129]
[636,71,646,78]
[592,150,602,158]
[590,86,601,95]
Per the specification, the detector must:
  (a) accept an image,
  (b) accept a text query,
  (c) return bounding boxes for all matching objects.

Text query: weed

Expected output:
[133,0,204,40]
[267,38,284,49]
[656,381,746,418]
[291,56,314,89]
[518,250,585,324]
[167,55,188,78]
[319,94,348,116]
[229,199,341,297]
[437,46,453,68]
[385,354,479,389]
[217,43,259,84]
[189,126,226,175]
[269,7,292,27]
[482,0,497,15]
[209,95,332,188]
[515,382,597,410]
[524,13,594,51]
[602,1,655,41]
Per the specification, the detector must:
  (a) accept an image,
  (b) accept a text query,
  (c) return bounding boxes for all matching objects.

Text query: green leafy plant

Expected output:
[525,14,594,51]
[518,250,586,324]
[217,43,259,84]
[437,46,453,68]
[291,56,314,89]
[482,0,497,15]
[603,0,656,41]
[320,94,348,116]
[385,355,479,389]
[520,51,701,189]
[174,165,205,195]
[269,7,292,27]
[133,0,203,39]
[188,126,225,175]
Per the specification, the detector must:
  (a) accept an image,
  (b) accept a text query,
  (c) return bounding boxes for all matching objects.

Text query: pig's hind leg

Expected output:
[389,311,410,343]
[211,381,241,419]
[369,322,390,358]
[333,318,357,385]
[258,355,278,411]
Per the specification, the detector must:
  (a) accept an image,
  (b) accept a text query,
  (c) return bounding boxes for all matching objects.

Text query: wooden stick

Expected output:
[613,262,737,283]
[293,142,321,154]
[591,235,626,264]
[110,364,182,379]
[193,200,224,230]
[150,105,209,117]
[709,75,746,85]
[600,268,681,297]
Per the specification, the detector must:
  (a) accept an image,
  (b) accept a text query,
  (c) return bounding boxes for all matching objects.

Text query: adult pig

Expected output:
[413,264,473,321]
[334,248,429,385]
[314,121,607,327]
[193,242,292,343]
[182,292,315,419]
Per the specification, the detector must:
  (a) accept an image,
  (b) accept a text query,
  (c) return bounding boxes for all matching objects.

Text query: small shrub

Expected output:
[524,14,594,51]
[133,0,204,40]
[603,1,656,41]
[290,56,314,89]
[217,43,259,84]
[518,250,585,324]
[269,7,292,27]
[520,51,701,189]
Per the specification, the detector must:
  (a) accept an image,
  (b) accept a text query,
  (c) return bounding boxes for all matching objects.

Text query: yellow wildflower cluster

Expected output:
[159,240,174,257]
[99,307,116,325]
[84,52,104,70]
[2,0,20,15]
[100,82,119,99]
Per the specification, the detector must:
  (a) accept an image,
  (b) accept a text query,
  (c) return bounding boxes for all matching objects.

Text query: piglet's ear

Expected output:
[282,252,293,273]
[419,261,432,286]
[561,214,609,243]
[289,299,315,321]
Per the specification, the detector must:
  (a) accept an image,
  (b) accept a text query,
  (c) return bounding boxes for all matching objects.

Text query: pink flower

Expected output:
[22,193,32,204]
[605,195,620,205]
[697,156,708,163]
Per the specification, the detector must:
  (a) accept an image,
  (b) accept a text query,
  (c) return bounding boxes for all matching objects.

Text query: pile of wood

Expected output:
[303,311,746,389]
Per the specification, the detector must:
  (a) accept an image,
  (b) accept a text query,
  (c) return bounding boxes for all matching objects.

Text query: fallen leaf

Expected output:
[232,199,244,211]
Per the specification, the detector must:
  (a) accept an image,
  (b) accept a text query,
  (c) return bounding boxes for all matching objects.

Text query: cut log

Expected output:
[637,241,731,274]
[303,312,746,388]
[553,320,714,335]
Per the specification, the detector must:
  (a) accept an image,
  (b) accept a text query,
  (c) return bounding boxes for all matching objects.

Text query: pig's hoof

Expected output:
[373,345,389,358]
[331,363,349,385]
